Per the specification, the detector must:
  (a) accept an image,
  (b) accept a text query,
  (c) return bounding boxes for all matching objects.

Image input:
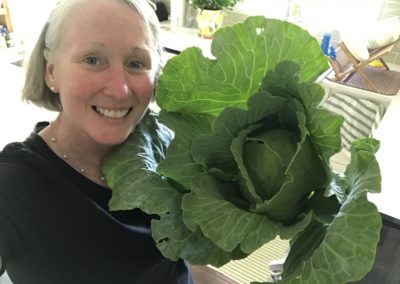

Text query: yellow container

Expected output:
[196,9,224,39]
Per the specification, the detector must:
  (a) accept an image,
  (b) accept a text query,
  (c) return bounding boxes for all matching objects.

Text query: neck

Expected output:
[39,116,113,186]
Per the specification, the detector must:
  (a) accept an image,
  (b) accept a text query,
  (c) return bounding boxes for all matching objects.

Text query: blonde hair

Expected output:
[22,0,161,111]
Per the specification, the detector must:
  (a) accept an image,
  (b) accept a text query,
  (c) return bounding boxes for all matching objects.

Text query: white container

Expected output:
[0,36,8,49]
[170,0,186,32]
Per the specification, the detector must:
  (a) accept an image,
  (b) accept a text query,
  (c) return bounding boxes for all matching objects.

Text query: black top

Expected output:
[0,122,192,284]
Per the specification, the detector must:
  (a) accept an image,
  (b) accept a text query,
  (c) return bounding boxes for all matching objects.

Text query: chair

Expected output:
[326,38,400,95]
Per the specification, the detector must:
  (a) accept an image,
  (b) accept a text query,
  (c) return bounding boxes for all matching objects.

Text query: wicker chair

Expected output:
[326,38,400,95]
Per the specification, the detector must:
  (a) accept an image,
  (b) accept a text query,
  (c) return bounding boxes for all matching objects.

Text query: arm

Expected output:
[0,159,34,275]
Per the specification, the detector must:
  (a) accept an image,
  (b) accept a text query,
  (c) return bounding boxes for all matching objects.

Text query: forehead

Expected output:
[60,0,150,47]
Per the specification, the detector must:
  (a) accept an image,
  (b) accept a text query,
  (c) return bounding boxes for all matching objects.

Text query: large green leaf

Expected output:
[181,172,313,254]
[261,193,381,284]
[286,196,378,284]
[156,17,328,116]
[156,111,213,188]
[256,139,382,284]
[103,112,179,213]
[152,211,246,267]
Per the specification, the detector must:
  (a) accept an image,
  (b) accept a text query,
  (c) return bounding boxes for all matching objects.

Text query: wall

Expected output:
[379,0,400,65]
[7,0,58,54]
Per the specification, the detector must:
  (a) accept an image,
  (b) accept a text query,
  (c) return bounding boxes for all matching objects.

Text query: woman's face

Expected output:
[45,0,157,146]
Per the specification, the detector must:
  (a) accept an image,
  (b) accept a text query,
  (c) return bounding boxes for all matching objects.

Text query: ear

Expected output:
[44,62,57,91]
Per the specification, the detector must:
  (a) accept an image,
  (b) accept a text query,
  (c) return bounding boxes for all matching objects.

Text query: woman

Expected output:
[0,0,192,283]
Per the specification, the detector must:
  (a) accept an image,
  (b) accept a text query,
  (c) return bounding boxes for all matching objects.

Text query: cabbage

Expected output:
[103,16,381,283]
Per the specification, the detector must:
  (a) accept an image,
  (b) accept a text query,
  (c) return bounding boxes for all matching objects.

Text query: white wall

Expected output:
[232,0,384,40]
[234,0,290,19]
[8,0,58,54]
[297,0,383,39]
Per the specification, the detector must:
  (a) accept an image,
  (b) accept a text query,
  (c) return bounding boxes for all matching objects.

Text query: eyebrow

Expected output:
[76,43,151,55]
[77,42,106,48]
[128,47,152,56]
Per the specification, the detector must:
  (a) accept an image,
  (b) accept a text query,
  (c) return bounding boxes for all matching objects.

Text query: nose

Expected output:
[103,66,130,99]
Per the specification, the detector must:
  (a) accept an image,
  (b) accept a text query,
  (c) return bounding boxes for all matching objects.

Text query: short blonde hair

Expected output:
[22,0,162,112]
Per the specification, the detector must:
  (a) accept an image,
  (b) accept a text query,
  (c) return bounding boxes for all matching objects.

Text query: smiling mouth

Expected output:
[93,106,133,119]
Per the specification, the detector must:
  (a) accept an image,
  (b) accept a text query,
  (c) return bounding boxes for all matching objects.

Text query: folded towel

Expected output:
[322,92,385,153]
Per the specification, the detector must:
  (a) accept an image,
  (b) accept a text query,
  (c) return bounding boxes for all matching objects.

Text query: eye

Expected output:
[82,56,104,66]
[126,59,147,70]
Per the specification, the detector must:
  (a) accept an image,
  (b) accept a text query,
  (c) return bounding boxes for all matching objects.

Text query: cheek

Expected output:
[133,75,155,103]
[60,74,101,102]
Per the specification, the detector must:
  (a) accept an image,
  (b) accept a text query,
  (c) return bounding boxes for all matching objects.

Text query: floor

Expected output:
[192,266,240,284]
[213,238,289,283]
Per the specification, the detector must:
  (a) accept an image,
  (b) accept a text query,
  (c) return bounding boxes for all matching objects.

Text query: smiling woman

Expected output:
[0,0,193,283]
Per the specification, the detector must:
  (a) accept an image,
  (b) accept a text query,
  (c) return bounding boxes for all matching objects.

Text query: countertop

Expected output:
[160,23,213,58]
[369,94,400,220]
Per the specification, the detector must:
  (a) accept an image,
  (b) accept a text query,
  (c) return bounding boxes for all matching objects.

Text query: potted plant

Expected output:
[189,0,241,10]
[187,0,242,38]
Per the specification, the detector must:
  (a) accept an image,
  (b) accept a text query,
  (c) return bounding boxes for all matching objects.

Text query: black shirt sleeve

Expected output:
[0,158,48,273]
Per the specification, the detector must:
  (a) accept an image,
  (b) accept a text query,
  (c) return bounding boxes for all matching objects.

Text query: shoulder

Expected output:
[0,137,49,194]
[0,140,37,172]
[0,121,49,161]
[0,141,33,173]
[0,124,49,166]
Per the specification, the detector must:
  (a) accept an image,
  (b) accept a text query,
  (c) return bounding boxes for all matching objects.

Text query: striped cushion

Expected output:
[322,93,385,153]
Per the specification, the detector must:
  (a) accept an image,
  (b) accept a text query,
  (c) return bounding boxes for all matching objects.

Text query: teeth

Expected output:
[95,107,130,119]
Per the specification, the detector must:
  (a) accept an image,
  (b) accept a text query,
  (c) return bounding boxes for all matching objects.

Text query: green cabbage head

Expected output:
[191,75,330,225]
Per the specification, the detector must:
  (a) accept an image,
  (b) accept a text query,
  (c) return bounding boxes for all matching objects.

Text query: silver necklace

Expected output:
[48,125,106,184]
